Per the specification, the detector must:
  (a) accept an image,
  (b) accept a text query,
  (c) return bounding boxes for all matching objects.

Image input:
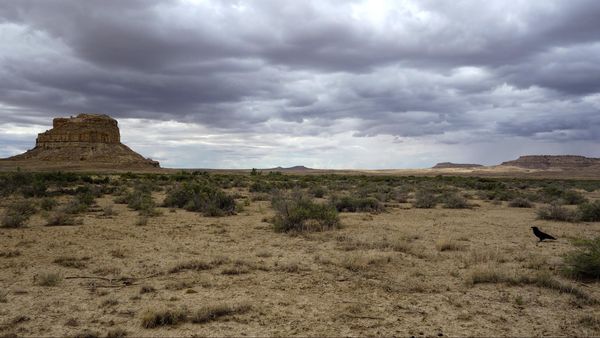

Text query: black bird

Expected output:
[531,226,556,242]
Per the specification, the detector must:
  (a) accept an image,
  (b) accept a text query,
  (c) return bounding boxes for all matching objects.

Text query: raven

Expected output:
[531,226,556,242]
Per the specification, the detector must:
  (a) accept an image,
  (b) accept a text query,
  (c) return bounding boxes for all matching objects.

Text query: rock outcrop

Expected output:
[5,114,159,168]
[432,162,483,169]
[500,155,600,169]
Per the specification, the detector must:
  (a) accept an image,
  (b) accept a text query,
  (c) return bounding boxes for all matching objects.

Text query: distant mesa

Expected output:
[500,155,600,169]
[3,113,159,168]
[432,162,483,169]
[267,165,313,171]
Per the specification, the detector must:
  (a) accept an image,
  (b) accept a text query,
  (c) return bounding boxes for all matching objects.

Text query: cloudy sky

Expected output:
[1,0,599,169]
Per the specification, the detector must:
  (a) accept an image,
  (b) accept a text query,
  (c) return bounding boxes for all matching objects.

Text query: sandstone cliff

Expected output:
[500,155,600,169]
[5,114,159,168]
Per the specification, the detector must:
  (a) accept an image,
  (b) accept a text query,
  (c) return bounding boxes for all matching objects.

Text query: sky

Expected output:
[0,0,599,169]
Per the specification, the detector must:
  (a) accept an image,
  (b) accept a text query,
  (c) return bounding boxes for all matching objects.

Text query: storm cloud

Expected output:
[0,0,599,168]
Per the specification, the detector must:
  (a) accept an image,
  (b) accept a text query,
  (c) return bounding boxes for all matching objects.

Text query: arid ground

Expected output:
[1,172,600,337]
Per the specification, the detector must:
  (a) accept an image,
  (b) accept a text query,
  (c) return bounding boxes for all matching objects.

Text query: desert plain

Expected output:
[1,171,600,337]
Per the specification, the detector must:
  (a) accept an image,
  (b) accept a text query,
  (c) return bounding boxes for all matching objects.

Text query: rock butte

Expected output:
[5,113,159,168]
[501,155,600,169]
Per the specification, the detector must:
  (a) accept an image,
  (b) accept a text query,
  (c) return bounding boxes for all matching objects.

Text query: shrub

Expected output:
[40,197,58,211]
[54,256,88,268]
[508,197,533,208]
[141,308,188,328]
[249,180,273,193]
[1,213,28,228]
[537,203,577,222]
[563,237,600,280]
[1,200,36,228]
[8,200,37,216]
[45,211,78,226]
[35,272,62,286]
[413,190,436,208]
[441,193,470,209]
[578,201,600,222]
[102,205,117,216]
[272,191,339,232]
[561,190,587,205]
[331,196,384,212]
[106,328,128,338]
[164,182,236,217]
[436,239,466,251]
[63,191,96,214]
[189,303,251,323]
[309,185,327,198]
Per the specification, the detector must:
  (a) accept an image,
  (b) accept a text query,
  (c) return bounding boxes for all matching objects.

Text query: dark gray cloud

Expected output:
[0,0,599,168]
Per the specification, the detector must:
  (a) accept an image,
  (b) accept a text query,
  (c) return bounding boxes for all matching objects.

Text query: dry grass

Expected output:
[169,260,213,273]
[2,175,600,336]
[436,238,466,252]
[53,256,89,269]
[340,252,393,272]
[45,211,79,226]
[34,272,62,287]
[462,248,507,266]
[105,328,128,338]
[336,235,417,255]
[140,308,188,328]
[140,303,251,328]
[189,303,251,323]
[110,248,127,259]
[0,250,21,258]
[468,265,594,302]
[139,285,156,294]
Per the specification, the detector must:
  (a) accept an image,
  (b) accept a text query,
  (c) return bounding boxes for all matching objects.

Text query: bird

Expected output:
[531,226,556,242]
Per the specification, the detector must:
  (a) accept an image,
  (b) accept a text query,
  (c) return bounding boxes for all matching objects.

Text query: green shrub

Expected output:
[1,213,28,228]
[441,193,470,209]
[40,197,58,211]
[563,237,600,280]
[249,180,274,193]
[164,182,235,217]
[537,203,577,222]
[413,190,436,208]
[1,200,36,228]
[561,190,587,205]
[8,200,37,216]
[508,197,533,208]
[21,180,48,198]
[578,201,600,222]
[331,196,384,212]
[45,211,78,226]
[272,191,339,232]
[309,185,327,198]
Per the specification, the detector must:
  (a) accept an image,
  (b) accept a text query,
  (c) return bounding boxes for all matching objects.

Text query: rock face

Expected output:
[6,114,159,168]
[501,155,600,169]
[36,114,121,145]
[432,162,483,169]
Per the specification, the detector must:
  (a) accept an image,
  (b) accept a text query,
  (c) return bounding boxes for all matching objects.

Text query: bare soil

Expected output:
[2,191,600,336]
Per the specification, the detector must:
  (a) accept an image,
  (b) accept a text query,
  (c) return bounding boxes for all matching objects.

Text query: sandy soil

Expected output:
[1,191,600,337]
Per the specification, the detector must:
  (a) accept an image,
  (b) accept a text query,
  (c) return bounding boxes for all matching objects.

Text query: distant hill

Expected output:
[265,165,313,171]
[432,162,483,169]
[500,155,600,169]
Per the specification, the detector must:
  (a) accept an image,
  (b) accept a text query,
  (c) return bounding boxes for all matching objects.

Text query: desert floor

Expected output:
[2,190,600,337]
